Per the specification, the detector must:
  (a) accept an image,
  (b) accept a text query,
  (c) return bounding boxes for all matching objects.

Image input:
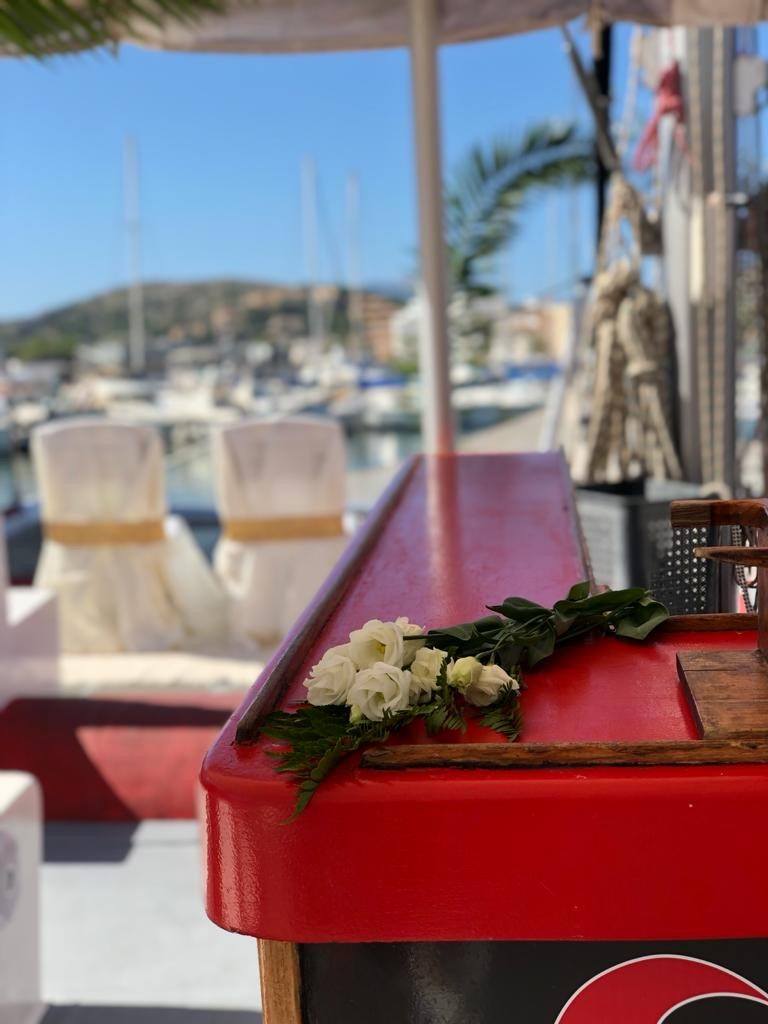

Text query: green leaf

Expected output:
[445,122,594,302]
[522,623,557,667]
[0,0,223,58]
[566,581,591,601]
[428,615,501,644]
[487,596,547,622]
[427,622,477,642]
[552,586,649,634]
[492,641,523,675]
[611,596,670,639]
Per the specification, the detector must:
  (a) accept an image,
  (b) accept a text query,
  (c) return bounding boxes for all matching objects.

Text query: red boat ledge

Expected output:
[201,453,768,943]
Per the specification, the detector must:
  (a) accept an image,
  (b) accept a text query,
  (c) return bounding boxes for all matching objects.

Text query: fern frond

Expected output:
[445,122,594,297]
[479,682,522,742]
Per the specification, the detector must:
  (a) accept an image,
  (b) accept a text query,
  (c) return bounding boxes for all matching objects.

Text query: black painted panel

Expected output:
[666,998,768,1022]
[300,939,768,1024]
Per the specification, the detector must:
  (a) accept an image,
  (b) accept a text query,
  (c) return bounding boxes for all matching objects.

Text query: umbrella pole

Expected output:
[407,0,454,454]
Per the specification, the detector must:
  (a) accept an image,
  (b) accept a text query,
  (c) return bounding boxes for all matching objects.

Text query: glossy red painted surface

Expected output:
[201,454,768,942]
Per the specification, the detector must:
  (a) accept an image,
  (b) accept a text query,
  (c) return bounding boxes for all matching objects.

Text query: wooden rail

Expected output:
[362,738,768,770]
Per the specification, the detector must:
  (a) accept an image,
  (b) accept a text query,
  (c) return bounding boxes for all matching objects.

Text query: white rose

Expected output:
[409,646,446,703]
[317,642,353,665]
[348,619,405,669]
[303,652,357,707]
[347,662,412,721]
[464,663,517,707]
[447,656,483,690]
[396,616,426,666]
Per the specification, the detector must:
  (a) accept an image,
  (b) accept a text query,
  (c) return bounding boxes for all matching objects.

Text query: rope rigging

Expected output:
[571,175,683,484]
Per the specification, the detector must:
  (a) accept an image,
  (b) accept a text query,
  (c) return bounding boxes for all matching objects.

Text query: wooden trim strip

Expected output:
[223,514,344,542]
[660,612,757,632]
[258,939,302,1024]
[361,739,768,770]
[235,455,420,743]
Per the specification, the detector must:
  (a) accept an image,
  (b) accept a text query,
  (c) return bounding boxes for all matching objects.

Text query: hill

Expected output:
[0,279,406,362]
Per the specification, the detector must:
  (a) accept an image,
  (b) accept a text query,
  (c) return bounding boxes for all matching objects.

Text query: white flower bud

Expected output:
[464,663,516,707]
[447,656,483,690]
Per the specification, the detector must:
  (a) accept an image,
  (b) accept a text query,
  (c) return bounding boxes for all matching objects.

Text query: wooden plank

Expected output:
[695,701,768,738]
[676,648,767,672]
[694,545,768,567]
[362,739,768,769]
[678,649,768,739]
[680,674,768,703]
[235,456,419,743]
[661,612,757,632]
[258,939,303,1024]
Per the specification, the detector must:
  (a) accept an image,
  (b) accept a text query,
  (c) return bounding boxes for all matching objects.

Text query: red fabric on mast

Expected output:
[634,61,686,172]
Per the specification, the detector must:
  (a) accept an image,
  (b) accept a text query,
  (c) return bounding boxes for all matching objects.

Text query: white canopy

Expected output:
[131,0,768,54]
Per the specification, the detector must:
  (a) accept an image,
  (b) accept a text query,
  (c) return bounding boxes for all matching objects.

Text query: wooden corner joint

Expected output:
[670,497,768,530]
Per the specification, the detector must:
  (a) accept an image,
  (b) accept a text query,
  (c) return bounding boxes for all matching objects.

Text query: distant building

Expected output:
[242,286,305,310]
[390,293,572,367]
[389,297,421,366]
[76,339,126,375]
[360,293,400,363]
[488,301,572,366]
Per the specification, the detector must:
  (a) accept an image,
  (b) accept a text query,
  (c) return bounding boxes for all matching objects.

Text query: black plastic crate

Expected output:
[576,480,724,614]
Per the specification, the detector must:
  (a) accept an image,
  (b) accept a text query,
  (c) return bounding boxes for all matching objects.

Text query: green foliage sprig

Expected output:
[260,582,668,819]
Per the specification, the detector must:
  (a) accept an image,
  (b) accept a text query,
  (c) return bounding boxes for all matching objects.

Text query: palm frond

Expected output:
[445,122,594,297]
[0,0,222,57]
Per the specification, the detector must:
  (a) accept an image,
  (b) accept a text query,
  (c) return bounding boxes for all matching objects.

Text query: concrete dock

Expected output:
[42,822,263,1022]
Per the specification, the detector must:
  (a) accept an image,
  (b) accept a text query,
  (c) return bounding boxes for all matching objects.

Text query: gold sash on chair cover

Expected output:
[44,519,166,545]
[222,514,344,542]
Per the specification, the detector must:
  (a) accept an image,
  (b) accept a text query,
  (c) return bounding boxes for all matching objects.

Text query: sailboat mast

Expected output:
[302,155,324,343]
[124,135,146,375]
[345,171,364,359]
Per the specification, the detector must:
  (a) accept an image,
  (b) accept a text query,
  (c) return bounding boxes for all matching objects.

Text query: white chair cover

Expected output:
[213,416,348,645]
[32,419,226,653]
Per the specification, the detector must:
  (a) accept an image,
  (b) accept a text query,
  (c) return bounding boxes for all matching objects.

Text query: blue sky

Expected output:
[0,22,631,319]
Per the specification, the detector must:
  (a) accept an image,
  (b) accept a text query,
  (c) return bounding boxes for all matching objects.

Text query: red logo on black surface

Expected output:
[556,955,768,1023]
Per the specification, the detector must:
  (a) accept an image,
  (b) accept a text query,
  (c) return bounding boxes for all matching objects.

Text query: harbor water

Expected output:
[0,429,425,512]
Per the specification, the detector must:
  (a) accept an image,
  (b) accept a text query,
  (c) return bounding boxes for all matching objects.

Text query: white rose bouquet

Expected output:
[260,581,668,817]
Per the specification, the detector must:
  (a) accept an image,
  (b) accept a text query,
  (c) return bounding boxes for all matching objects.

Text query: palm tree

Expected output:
[0,0,221,56]
[445,122,593,301]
